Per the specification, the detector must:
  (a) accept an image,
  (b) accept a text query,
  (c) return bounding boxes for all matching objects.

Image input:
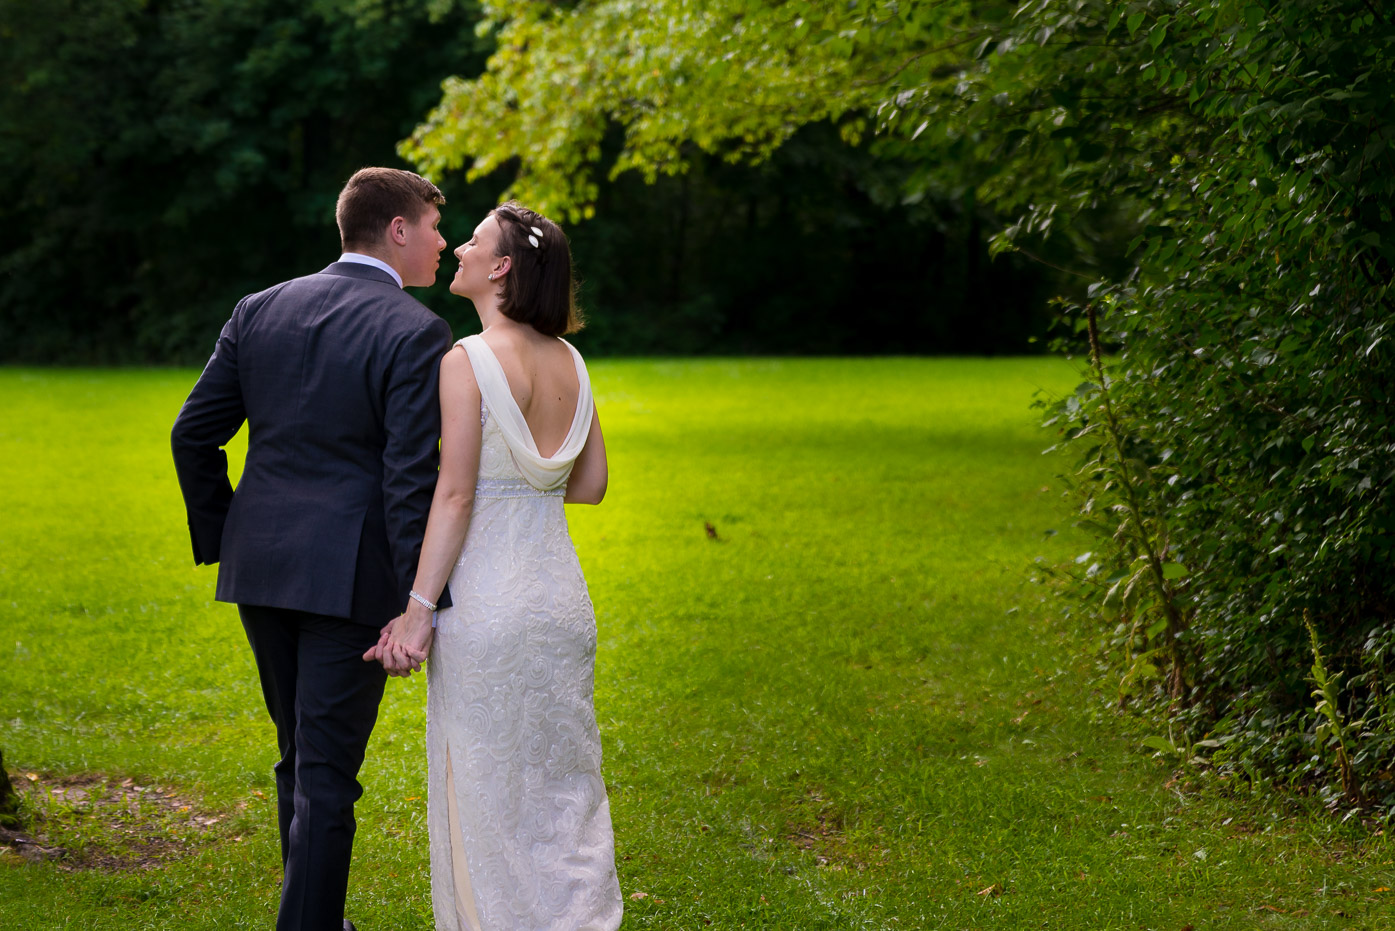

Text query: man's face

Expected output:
[399,206,446,288]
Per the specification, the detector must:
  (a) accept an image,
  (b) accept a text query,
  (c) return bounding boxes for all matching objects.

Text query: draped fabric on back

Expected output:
[458,334,593,491]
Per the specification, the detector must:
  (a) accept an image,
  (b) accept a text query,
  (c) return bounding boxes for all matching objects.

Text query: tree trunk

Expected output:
[0,748,22,828]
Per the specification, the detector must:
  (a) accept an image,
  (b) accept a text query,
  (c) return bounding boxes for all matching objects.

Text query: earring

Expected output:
[488,273,495,280]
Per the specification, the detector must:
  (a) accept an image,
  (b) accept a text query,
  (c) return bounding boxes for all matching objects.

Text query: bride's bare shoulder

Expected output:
[440,343,479,389]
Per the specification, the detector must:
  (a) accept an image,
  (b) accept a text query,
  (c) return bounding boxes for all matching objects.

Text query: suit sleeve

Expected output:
[382,316,454,611]
[171,303,247,565]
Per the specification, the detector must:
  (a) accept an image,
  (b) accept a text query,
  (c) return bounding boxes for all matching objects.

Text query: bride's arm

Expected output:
[375,347,482,674]
[563,407,607,505]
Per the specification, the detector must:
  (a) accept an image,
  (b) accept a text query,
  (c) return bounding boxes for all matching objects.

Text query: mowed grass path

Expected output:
[1,360,1390,930]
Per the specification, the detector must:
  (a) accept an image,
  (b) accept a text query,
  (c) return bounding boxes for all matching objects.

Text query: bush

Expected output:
[1030,0,1395,814]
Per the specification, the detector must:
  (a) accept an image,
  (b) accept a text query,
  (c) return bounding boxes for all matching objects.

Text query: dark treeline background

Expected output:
[0,0,1059,363]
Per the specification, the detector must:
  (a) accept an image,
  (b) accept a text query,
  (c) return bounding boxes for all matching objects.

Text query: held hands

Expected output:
[363,602,434,677]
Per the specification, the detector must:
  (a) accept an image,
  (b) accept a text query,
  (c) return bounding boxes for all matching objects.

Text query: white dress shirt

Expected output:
[338,252,403,288]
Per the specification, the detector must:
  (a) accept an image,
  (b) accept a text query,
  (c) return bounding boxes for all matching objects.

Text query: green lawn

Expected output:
[1,360,1390,930]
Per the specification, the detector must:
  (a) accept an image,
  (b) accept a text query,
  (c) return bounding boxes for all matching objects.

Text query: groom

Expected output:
[171,167,453,931]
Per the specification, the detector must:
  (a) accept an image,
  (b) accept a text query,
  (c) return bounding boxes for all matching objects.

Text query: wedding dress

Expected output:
[425,334,622,931]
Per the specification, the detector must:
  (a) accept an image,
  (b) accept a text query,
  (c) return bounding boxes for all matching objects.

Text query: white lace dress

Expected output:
[425,335,622,931]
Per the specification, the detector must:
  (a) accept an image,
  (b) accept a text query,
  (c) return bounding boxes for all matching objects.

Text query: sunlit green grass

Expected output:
[1,360,1391,929]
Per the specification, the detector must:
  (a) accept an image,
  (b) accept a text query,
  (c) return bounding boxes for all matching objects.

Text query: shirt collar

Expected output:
[338,252,403,288]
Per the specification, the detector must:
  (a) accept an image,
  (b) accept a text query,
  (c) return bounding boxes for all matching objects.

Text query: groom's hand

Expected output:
[379,602,434,677]
[363,616,396,665]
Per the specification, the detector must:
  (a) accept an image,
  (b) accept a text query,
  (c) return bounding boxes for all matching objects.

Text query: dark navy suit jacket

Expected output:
[171,262,453,626]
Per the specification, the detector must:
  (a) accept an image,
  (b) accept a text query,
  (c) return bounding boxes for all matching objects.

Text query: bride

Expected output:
[366,202,622,930]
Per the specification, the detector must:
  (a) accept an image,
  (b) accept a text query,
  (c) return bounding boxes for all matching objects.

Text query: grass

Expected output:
[0,359,1391,930]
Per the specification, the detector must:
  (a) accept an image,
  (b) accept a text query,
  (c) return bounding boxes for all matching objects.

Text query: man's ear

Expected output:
[389,217,408,246]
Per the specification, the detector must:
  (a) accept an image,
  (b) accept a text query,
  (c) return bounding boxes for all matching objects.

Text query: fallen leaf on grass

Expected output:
[628,892,648,901]
[976,883,1003,897]
[1375,886,1390,892]
[1257,905,1286,913]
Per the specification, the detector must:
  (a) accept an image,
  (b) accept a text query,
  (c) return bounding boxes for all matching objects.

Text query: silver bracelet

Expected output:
[408,590,438,612]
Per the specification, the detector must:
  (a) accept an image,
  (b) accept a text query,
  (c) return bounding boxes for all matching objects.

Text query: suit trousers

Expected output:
[240,605,388,931]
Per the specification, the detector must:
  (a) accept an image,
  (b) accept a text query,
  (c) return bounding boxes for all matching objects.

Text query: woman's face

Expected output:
[450,214,504,299]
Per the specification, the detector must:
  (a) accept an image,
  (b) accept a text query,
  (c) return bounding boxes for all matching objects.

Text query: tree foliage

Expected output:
[0,0,1053,361]
[0,0,491,362]
[407,0,1395,813]
[403,0,997,221]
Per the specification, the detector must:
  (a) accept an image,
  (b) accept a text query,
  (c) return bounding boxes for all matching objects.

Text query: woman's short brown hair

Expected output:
[336,168,445,251]
[491,202,583,337]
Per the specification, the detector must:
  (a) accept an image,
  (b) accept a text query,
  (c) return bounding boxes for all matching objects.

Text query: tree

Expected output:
[0,748,21,829]
[0,0,491,362]
[403,0,998,222]
[0,0,1055,360]
[404,0,1067,353]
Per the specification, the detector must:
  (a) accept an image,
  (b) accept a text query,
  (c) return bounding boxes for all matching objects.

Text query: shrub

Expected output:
[1032,0,1395,814]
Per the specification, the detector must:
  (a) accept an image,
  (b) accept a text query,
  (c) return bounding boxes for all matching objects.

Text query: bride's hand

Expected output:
[382,601,434,676]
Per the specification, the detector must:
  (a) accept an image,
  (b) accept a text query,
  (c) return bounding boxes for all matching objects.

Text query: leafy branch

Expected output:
[1083,301,1191,702]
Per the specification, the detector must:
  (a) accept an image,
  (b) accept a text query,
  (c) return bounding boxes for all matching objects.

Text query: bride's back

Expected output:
[479,328,580,459]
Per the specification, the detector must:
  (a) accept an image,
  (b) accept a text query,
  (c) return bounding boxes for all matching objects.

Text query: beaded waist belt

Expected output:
[474,478,565,499]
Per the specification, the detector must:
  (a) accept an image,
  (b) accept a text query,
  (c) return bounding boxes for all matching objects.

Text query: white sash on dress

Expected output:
[458,334,593,491]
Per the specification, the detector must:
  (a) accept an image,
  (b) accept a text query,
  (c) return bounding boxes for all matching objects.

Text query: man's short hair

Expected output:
[336,168,445,251]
